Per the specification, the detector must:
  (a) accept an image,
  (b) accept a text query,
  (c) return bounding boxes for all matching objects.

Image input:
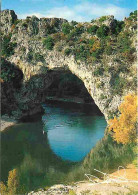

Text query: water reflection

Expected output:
[1,101,106,189]
[42,102,106,161]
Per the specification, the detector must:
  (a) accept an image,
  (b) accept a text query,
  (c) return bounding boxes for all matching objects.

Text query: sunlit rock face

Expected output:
[1,10,136,120]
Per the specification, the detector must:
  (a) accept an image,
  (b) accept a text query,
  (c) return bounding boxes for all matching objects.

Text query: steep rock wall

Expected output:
[1,10,136,120]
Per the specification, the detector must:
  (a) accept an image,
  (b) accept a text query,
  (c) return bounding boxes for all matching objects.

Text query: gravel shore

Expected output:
[1,115,16,131]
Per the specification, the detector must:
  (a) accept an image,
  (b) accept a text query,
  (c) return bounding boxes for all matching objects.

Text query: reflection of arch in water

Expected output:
[1,120,75,183]
[42,102,106,162]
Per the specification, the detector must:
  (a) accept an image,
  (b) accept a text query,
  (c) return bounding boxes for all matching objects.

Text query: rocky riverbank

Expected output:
[1,115,16,131]
[28,182,138,195]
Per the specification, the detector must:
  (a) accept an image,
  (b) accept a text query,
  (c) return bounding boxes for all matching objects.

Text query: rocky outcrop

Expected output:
[28,185,74,195]
[1,10,137,120]
[1,9,17,34]
[28,181,138,195]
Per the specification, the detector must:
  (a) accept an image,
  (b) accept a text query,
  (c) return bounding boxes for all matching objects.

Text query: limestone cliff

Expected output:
[1,9,137,120]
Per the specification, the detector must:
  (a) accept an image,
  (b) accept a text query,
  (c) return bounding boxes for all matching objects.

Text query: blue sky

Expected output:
[2,0,137,21]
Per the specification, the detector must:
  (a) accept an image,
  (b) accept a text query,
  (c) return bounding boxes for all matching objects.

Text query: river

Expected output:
[1,100,107,190]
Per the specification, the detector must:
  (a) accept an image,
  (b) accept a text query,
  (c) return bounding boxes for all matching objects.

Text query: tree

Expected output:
[7,169,19,195]
[0,182,8,195]
[0,169,20,195]
[108,94,137,144]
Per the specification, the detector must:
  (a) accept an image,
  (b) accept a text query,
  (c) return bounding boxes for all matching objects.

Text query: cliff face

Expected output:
[1,10,137,120]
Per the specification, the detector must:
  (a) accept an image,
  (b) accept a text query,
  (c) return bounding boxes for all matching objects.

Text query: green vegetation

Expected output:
[100,94,107,100]
[1,58,22,83]
[75,44,90,61]
[128,10,137,21]
[112,20,125,35]
[71,20,78,26]
[62,22,73,34]
[43,36,54,50]
[87,25,99,35]
[105,45,113,55]
[0,10,137,195]
[34,52,44,62]
[1,58,16,82]
[64,48,72,56]
[1,34,17,57]
[93,66,104,76]
[22,22,28,28]
[96,25,109,38]
[67,26,84,41]
[82,135,136,176]
[117,32,132,53]
[27,51,33,61]
[111,75,128,95]
[0,132,135,195]
[99,16,107,22]
[27,51,45,62]
[14,19,20,25]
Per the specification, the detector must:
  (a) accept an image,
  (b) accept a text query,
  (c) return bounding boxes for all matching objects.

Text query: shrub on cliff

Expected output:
[96,25,109,38]
[64,48,72,56]
[67,26,84,41]
[93,66,104,76]
[111,75,128,95]
[117,32,132,53]
[99,16,107,22]
[105,45,113,55]
[111,20,124,35]
[27,51,33,61]
[116,31,136,61]
[128,10,137,21]
[71,20,78,26]
[62,22,73,35]
[43,36,54,50]
[34,52,44,62]
[1,58,23,85]
[2,34,17,57]
[109,94,137,144]
[75,44,90,61]
[87,25,99,35]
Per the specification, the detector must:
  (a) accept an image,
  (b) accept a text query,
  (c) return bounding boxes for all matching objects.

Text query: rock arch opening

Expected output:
[40,69,103,116]
[44,69,93,104]
[19,68,104,119]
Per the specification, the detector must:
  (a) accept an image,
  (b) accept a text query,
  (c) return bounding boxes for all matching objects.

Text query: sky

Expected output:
[2,0,137,22]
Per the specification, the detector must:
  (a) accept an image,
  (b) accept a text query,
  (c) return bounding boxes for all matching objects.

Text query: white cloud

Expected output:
[76,3,130,20]
[46,6,85,21]
[18,2,130,21]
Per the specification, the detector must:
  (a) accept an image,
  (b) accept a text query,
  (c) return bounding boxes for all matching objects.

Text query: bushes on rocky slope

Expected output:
[62,22,73,34]
[1,33,17,57]
[96,25,109,38]
[87,25,99,35]
[43,36,54,50]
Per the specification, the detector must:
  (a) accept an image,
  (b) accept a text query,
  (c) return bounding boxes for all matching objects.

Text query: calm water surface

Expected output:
[42,101,107,161]
[1,101,107,184]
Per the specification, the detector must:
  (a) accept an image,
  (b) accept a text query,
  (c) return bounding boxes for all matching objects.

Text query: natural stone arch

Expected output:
[2,9,130,120]
[9,50,122,121]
